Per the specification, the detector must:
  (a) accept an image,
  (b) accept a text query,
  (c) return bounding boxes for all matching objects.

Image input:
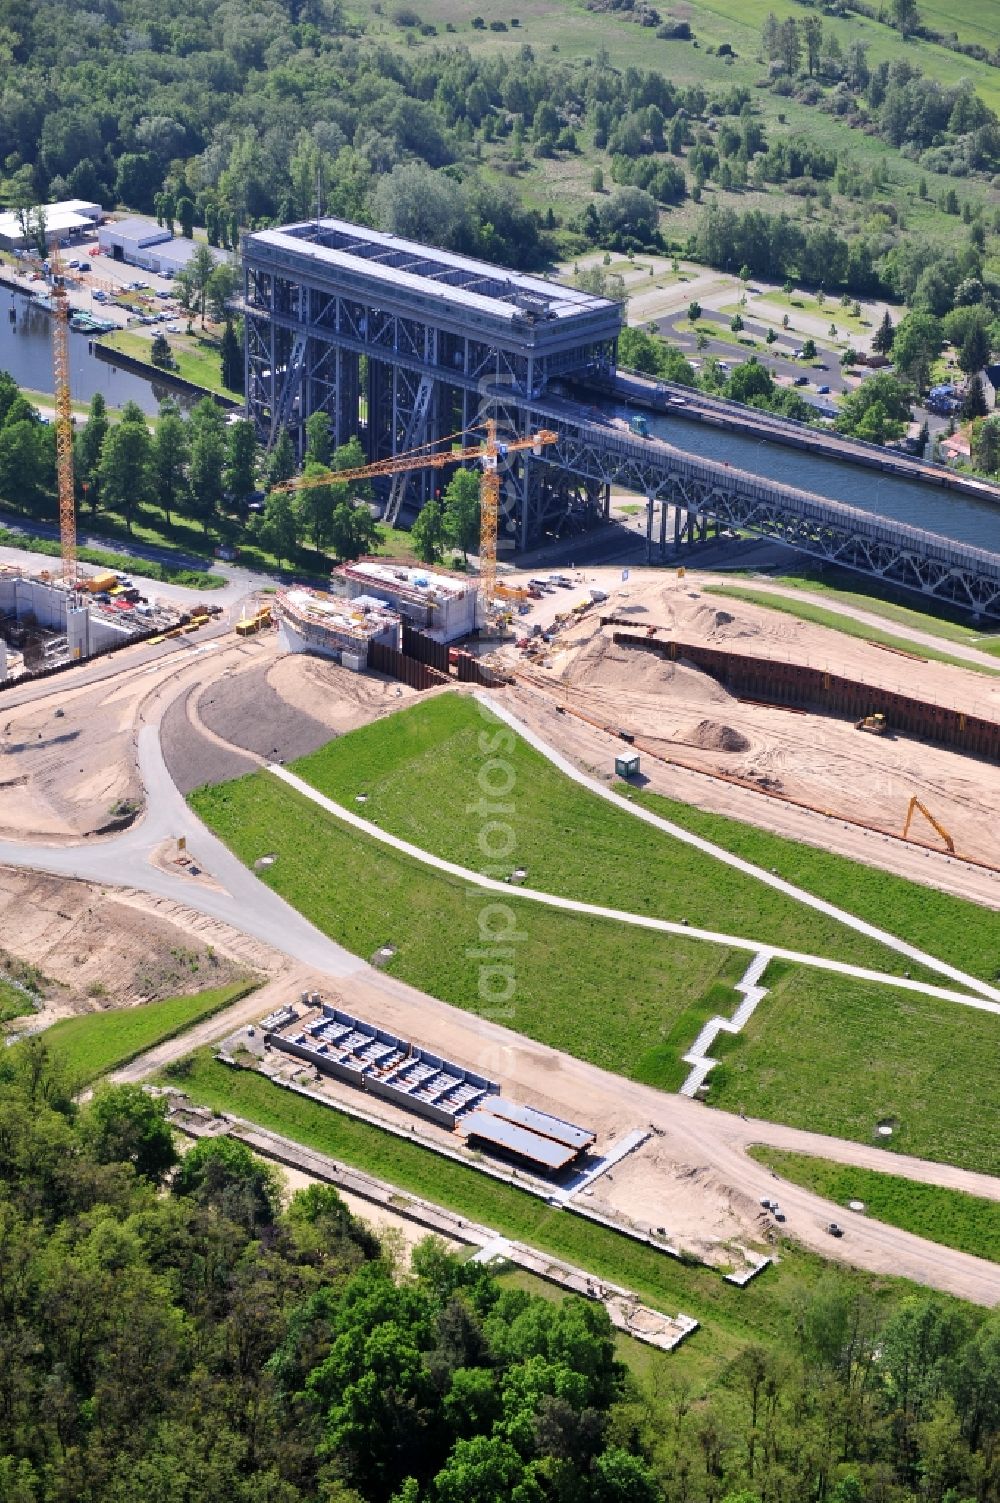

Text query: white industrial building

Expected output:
[0,199,102,253]
[329,559,479,642]
[97,217,229,277]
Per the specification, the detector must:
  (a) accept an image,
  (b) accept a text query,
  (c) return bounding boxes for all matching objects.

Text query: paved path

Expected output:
[713,576,1000,673]
[269,760,1000,1013]
[477,697,1000,1006]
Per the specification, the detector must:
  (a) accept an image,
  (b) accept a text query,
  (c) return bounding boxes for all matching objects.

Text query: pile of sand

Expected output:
[563,630,733,706]
[685,719,750,753]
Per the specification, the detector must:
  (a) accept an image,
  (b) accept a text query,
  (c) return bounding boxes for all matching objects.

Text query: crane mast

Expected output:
[48,244,77,589]
[275,419,557,620]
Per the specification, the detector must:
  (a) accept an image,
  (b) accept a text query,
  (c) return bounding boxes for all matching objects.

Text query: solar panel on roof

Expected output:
[484,1097,595,1150]
[461,1111,576,1171]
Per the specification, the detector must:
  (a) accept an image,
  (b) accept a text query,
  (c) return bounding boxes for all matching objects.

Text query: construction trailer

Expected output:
[242,217,621,545]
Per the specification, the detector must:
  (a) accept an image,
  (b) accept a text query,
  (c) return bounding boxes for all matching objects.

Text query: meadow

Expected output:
[707,966,1000,1176]
[35,980,257,1084]
[748,1147,1000,1263]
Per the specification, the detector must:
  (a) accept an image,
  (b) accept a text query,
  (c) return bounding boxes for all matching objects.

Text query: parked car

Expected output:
[826,1222,844,1238]
[817,384,831,394]
[793,375,808,386]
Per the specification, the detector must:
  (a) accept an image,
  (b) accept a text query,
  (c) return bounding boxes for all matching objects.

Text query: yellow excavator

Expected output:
[901,796,955,854]
[855,712,888,735]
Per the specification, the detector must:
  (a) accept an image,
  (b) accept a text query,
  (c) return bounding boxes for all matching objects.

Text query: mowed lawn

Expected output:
[287,693,968,980]
[747,1148,1000,1265]
[36,980,257,1084]
[707,967,1000,1177]
[189,774,740,1080]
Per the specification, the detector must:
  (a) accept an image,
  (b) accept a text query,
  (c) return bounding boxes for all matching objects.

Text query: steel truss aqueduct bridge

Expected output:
[243,218,1000,619]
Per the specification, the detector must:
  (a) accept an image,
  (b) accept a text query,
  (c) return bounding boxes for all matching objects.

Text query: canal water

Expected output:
[1,289,197,415]
[4,284,999,555]
[623,405,1000,556]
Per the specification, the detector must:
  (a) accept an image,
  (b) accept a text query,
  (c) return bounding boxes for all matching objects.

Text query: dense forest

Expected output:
[0,1038,999,1503]
[2,0,1000,314]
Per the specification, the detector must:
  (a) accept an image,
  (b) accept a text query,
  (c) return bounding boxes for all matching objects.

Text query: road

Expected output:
[1,605,998,1302]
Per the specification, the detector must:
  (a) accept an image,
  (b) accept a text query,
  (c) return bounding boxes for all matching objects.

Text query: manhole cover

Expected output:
[848,1200,866,1212]
[254,854,277,870]
[876,1124,893,1137]
[356,793,368,803]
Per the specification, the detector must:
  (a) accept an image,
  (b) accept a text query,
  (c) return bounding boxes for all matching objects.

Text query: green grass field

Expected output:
[99,328,242,400]
[747,1147,1000,1264]
[706,967,1000,1176]
[624,784,1000,983]
[190,771,742,1080]
[0,979,33,1027]
[36,981,257,1084]
[288,692,989,981]
[703,586,1000,676]
[733,572,1000,656]
[171,1048,942,1384]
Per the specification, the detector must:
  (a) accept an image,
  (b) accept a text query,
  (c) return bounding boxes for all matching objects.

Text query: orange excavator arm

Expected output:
[901,796,955,854]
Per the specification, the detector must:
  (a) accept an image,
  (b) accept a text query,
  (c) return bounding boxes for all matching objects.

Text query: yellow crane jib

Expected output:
[275,422,559,614]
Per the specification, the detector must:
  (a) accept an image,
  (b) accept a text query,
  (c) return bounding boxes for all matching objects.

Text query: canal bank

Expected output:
[94,340,239,410]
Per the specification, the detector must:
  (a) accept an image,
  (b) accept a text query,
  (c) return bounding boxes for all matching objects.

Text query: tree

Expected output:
[80,1084,176,1184]
[188,398,226,529]
[189,244,218,326]
[150,332,172,368]
[872,310,895,355]
[266,428,296,488]
[75,392,108,512]
[972,415,1000,474]
[98,404,153,532]
[892,311,943,391]
[297,462,338,553]
[174,265,197,329]
[730,313,744,333]
[411,497,445,563]
[958,322,990,377]
[801,338,817,359]
[258,488,300,566]
[329,499,379,562]
[726,358,773,404]
[962,375,988,421]
[173,1135,279,1232]
[892,0,920,34]
[591,166,604,193]
[151,402,190,525]
[305,411,332,468]
[688,300,702,323]
[837,372,912,442]
[220,318,243,394]
[442,469,481,561]
[206,262,238,323]
[802,15,823,75]
[225,419,257,504]
[177,196,195,238]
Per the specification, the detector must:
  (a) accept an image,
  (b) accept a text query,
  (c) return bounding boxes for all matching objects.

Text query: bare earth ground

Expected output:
[0,865,265,1029]
[497,569,1000,902]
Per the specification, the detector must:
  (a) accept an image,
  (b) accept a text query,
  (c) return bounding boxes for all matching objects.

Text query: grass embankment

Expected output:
[747,1147,1000,1265]
[708,966,1000,1177]
[99,327,242,401]
[38,980,257,1084]
[623,783,999,983]
[192,771,741,1081]
[288,692,983,981]
[703,585,1000,677]
[171,1048,938,1383]
[0,523,225,590]
[0,979,33,1027]
[731,571,1000,657]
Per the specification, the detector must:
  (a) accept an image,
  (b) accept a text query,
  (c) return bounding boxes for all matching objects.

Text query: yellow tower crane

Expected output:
[275,418,558,618]
[48,243,77,589]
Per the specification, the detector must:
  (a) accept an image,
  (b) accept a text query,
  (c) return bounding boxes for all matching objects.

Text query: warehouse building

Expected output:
[97,217,229,277]
[0,199,102,253]
[329,558,479,642]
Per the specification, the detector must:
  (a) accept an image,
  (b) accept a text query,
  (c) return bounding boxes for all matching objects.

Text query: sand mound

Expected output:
[685,719,750,753]
[564,631,733,705]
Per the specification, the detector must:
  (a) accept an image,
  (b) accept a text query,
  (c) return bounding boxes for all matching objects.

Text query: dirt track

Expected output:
[497,570,1000,905]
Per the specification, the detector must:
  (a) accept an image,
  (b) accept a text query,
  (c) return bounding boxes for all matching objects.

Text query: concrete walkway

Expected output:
[476,696,1000,1007]
[269,763,1000,1013]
